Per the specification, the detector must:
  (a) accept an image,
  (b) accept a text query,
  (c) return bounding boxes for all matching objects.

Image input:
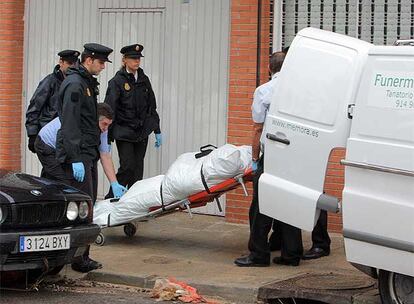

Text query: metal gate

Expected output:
[23,0,230,216]
[274,0,414,50]
[97,9,165,200]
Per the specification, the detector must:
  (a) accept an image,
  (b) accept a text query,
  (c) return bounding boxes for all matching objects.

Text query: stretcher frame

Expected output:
[95,169,254,246]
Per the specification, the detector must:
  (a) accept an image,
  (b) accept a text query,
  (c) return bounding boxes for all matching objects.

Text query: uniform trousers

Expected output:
[248,156,303,262]
[311,210,331,251]
[115,138,148,188]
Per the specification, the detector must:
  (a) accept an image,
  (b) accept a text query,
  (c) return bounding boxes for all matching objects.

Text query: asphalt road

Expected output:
[0,280,173,304]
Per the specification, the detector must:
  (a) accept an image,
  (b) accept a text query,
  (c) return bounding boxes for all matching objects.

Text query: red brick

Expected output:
[0,0,24,171]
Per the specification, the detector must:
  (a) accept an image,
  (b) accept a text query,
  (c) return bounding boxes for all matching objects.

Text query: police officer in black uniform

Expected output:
[25,50,80,154]
[56,43,113,273]
[104,43,162,194]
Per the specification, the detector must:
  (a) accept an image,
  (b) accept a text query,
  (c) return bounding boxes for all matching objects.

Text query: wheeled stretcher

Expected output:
[94,169,253,246]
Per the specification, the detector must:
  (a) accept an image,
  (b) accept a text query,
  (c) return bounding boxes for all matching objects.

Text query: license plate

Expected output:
[19,234,70,252]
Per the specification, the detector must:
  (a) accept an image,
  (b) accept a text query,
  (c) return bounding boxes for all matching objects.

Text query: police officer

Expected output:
[25,49,80,154]
[104,43,162,194]
[35,103,127,199]
[234,51,303,267]
[56,43,113,272]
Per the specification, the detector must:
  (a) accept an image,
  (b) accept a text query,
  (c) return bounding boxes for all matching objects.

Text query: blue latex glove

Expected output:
[251,160,258,173]
[72,162,85,182]
[155,133,162,148]
[111,181,128,198]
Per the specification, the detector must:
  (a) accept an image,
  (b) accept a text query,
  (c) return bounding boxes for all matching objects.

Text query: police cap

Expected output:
[83,43,113,63]
[120,44,144,59]
[58,49,80,63]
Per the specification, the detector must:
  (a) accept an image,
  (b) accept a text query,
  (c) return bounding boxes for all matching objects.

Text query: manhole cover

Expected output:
[143,256,179,264]
[295,274,374,290]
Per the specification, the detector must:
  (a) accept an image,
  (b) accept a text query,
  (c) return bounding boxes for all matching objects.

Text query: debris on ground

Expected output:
[42,277,150,295]
[151,277,221,303]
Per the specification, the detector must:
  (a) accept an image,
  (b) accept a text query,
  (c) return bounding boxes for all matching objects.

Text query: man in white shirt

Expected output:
[35,103,127,200]
[235,51,304,267]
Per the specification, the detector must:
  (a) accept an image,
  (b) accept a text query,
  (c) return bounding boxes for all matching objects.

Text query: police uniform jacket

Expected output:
[104,67,160,142]
[25,65,65,136]
[56,64,100,164]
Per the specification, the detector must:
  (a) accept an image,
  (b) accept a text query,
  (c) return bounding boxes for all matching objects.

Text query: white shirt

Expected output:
[251,73,279,149]
[39,117,110,153]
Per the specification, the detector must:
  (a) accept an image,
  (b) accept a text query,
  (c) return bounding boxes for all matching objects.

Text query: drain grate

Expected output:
[295,273,374,290]
[258,272,377,304]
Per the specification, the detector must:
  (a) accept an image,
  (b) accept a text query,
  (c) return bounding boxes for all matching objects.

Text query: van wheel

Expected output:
[123,223,137,237]
[95,233,105,246]
[378,270,414,304]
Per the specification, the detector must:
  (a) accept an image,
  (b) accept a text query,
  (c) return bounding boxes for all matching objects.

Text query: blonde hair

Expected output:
[120,55,126,70]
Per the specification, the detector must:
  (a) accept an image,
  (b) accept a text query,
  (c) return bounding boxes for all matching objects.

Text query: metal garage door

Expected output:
[274,0,414,50]
[98,9,165,201]
[23,0,230,216]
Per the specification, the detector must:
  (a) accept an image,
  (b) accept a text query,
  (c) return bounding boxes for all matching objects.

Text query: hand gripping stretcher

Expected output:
[95,169,254,246]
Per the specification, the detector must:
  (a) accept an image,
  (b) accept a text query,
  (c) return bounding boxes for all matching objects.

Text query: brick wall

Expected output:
[226,0,271,224]
[226,0,345,232]
[325,148,346,233]
[0,0,24,171]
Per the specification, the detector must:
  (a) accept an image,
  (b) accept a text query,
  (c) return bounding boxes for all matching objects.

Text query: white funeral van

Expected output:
[259,28,414,304]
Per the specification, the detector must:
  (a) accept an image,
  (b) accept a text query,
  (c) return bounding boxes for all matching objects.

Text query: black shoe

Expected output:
[71,257,103,273]
[234,255,270,267]
[272,256,300,266]
[302,247,330,260]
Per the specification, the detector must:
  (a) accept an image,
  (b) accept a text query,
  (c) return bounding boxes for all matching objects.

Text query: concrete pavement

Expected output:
[58,213,380,303]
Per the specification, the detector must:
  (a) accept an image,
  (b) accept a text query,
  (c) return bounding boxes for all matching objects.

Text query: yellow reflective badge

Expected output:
[86,88,91,96]
[124,83,131,91]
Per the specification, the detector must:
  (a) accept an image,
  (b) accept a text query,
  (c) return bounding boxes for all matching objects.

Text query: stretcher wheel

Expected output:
[95,233,105,246]
[123,223,137,237]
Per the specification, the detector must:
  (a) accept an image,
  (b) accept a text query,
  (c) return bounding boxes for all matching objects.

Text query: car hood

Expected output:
[0,170,90,203]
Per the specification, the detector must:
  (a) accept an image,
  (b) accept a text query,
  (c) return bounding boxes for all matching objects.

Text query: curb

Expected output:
[85,271,258,303]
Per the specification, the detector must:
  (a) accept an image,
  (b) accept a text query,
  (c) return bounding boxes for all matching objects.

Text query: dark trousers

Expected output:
[35,137,72,184]
[35,137,98,202]
[116,139,148,188]
[311,210,331,251]
[248,157,303,262]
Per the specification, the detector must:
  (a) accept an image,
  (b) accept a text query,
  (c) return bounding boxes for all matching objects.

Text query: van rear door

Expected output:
[343,46,414,276]
[259,28,371,231]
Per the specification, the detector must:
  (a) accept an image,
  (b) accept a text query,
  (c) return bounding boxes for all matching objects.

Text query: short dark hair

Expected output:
[269,51,286,74]
[98,103,113,120]
[80,52,95,63]
[61,58,77,65]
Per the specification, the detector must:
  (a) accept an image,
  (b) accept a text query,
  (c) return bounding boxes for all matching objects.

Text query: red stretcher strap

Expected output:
[188,169,253,203]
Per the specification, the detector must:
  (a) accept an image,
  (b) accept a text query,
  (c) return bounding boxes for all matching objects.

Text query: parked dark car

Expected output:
[0,169,100,274]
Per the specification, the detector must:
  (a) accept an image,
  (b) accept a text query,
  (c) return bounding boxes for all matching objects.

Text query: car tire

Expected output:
[378,269,414,304]
[123,223,137,237]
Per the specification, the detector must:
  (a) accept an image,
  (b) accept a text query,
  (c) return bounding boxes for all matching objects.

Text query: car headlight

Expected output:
[0,206,8,224]
[66,201,79,221]
[78,201,89,219]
